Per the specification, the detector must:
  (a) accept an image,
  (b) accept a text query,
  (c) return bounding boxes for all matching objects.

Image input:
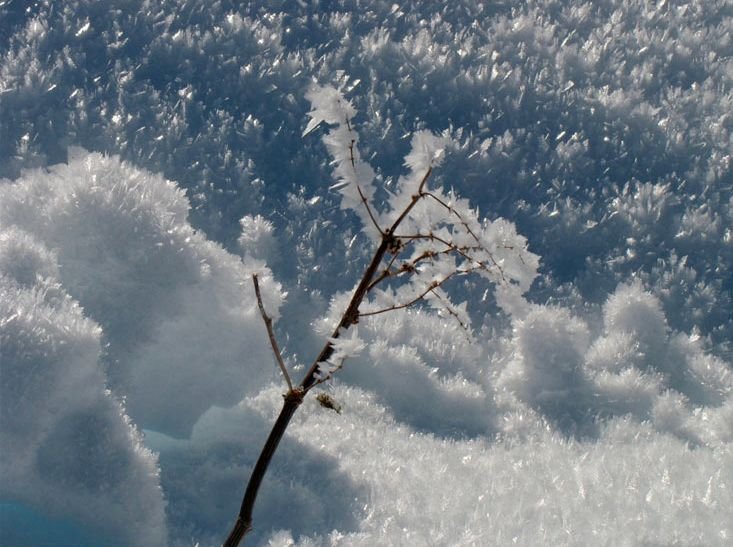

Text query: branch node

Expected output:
[386,232,402,254]
[283,387,305,406]
[343,306,360,326]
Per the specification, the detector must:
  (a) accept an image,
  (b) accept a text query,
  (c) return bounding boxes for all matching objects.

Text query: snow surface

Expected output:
[0,227,167,545]
[1,1,732,546]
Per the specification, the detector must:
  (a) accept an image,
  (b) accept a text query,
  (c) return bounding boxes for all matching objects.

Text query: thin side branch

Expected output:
[359,276,448,318]
[359,263,481,334]
[420,191,518,277]
[422,190,483,246]
[387,166,433,233]
[365,249,403,292]
[356,184,384,235]
[344,114,383,236]
[427,286,470,331]
[252,274,293,391]
[398,231,508,284]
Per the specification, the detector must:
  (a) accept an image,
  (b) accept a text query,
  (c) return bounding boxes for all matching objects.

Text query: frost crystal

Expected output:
[304,85,379,239]
[307,86,540,326]
[315,327,366,382]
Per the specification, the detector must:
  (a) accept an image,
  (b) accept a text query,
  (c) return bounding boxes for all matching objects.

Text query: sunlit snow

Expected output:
[1,1,732,546]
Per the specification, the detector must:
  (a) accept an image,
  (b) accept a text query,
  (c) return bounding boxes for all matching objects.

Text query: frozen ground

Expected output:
[1,1,732,545]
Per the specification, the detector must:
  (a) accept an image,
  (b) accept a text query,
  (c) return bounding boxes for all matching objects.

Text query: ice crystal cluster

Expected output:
[1,1,732,545]
[305,83,538,357]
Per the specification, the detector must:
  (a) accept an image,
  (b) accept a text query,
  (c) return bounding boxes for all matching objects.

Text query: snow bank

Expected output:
[498,306,593,436]
[0,150,283,437]
[0,229,166,546]
[0,150,287,542]
[497,282,733,445]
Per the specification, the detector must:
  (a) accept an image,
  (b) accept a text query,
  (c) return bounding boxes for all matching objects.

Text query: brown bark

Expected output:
[222,389,304,547]
[222,236,390,546]
[222,168,436,546]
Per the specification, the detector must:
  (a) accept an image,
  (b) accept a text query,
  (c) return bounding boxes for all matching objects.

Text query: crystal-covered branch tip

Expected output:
[305,82,539,332]
[314,328,366,383]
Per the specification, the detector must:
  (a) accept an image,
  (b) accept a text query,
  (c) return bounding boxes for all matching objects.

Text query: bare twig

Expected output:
[252,274,293,391]
[356,184,384,236]
[360,276,449,318]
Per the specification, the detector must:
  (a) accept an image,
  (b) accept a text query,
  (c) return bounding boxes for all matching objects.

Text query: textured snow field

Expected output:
[1,1,732,545]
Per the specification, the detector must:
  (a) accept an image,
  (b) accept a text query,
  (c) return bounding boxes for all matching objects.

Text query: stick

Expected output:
[252,273,293,391]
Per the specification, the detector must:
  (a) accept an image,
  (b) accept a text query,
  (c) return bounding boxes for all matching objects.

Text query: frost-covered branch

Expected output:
[356,184,384,236]
[304,84,381,239]
[384,166,434,232]
[360,277,451,318]
[312,328,366,385]
[224,84,538,546]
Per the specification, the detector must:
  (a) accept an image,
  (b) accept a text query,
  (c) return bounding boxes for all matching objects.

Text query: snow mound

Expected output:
[0,229,166,547]
[497,282,733,444]
[0,150,284,437]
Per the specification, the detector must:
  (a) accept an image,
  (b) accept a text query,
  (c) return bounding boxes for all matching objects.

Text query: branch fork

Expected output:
[224,85,537,545]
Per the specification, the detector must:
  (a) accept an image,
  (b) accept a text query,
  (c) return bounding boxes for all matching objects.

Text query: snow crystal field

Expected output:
[1,1,732,546]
